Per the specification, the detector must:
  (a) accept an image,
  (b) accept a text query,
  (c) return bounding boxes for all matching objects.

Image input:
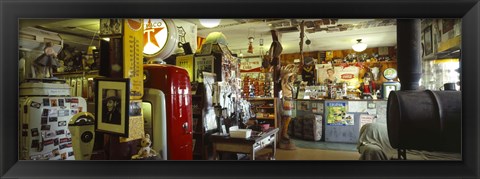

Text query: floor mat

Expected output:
[291,138,358,152]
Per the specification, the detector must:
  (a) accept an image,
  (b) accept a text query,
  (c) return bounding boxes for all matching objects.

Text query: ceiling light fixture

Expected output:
[352,39,367,52]
[199,19,221,28]
[247,37,254,53]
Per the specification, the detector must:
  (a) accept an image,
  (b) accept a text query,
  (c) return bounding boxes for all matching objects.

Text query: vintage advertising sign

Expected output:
[334,66,360,87]
[123,19,144,99]
[317,64,360,87]
[194,56,214,82]
[143,19,170,57]
[315,63,333,84]
[176,55,194,81]
[143,19,178,60]
[326,101,352,126]
[240,58,262,72]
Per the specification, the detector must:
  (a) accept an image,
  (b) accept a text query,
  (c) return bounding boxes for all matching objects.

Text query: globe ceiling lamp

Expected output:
[352,39,368,52]
[199,19,221,28]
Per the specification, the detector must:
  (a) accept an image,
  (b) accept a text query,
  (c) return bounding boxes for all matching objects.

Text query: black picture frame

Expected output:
[423,25,433,56]
[194,55,215,82]
[99,18,124,37]
[94,78,130,137]
[2,0,479,179]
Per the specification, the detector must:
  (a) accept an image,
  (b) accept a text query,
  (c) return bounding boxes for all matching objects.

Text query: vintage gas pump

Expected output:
[382,68,401,99]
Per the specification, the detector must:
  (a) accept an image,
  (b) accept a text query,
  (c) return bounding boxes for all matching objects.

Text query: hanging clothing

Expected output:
[302,65,315,85]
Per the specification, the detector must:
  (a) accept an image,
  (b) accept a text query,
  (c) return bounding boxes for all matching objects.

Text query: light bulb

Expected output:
[199,19,221,28]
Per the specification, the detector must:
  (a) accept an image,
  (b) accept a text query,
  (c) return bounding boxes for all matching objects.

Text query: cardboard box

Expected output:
[230,129,252,138]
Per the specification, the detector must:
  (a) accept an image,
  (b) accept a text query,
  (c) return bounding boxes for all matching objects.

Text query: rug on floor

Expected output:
[291,138,358,152]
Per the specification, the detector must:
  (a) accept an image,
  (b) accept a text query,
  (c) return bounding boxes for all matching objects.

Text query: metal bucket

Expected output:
[387,90,461,153]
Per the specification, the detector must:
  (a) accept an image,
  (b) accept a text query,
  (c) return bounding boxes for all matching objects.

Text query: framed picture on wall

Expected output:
[99,19,123,36]
[194,55,215,82]
[94,78,130,137]
[423,25,433,56]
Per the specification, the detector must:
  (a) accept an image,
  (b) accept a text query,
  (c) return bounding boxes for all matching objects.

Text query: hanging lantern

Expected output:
[247,37,254,53]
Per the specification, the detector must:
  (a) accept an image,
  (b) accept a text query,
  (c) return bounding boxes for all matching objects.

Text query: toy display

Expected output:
[132,134,158,159]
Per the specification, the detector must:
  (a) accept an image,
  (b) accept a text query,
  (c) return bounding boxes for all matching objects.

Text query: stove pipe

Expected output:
[397,19,422,90]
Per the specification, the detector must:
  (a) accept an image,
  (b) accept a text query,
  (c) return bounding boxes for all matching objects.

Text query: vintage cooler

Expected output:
[143,64,193,160]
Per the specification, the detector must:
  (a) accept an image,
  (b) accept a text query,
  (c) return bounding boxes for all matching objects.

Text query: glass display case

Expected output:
[421,58,460,91]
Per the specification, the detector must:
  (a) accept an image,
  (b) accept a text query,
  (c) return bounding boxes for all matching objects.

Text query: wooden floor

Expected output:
[275,147,361,160]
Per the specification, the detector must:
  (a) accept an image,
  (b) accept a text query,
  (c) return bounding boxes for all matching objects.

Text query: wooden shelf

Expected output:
[256,117,275,120]
[246,97,275,101]
[248,98,278,128]
[331,60,397,66]
[53,70,99,76]
[256,106,274,109]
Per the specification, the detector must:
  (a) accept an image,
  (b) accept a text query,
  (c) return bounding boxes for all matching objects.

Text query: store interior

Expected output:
[18,18,462,161]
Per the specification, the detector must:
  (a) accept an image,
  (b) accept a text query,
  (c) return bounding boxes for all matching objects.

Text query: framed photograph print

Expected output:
[99,18,123,36]
[94,78,130,137]
[423,25,433,56]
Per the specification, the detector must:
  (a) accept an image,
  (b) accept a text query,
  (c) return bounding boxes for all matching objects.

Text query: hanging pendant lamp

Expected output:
[352,39,368,52]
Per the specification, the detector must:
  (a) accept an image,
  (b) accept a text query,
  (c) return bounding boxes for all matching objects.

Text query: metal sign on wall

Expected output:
[240,58,262,72]
[123,19,144,100]
[176,55,194,81]
[143,19,178,60]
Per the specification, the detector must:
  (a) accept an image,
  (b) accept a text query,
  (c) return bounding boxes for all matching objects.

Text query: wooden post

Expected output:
[299,20,305,70]
[270,30,283,98]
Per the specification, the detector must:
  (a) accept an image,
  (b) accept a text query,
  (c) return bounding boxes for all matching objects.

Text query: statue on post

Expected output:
[279,64,297,150]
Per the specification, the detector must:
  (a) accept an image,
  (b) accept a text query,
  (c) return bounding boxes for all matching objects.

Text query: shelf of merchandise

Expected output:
[53,70,99,77]
[256,117,275,120]
[247,98,277,128]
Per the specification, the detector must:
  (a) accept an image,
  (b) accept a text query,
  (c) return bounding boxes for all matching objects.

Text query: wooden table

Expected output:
[210,128,279,160]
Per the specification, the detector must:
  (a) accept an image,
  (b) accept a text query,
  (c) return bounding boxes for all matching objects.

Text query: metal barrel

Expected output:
[387,90,461,153]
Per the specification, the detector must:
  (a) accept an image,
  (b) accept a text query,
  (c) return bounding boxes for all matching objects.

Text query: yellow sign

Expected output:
[176,55,194,81]
[123,19,144,99]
